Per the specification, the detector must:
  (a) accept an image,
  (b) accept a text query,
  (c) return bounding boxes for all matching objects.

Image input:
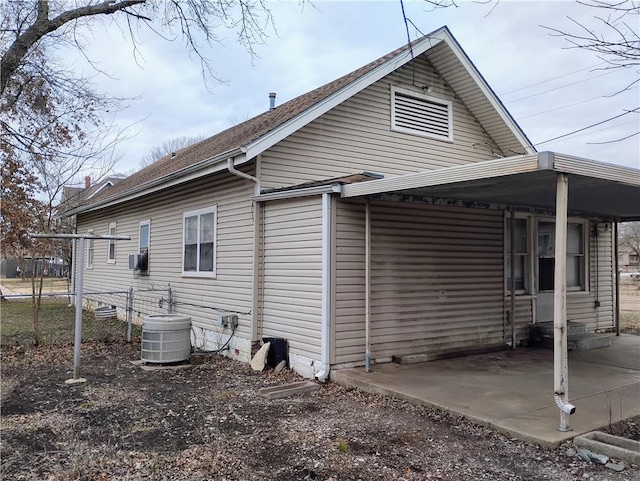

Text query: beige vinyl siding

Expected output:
[260,196,323,360]
[260,56,503,190]
[425,41,527,156]
[506,297,534,343]
[334,200,505,364]
[567,221,614,331]
[76,170,255,338]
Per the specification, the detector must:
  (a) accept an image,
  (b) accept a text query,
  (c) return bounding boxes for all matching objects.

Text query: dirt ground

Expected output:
[1,339,639,481]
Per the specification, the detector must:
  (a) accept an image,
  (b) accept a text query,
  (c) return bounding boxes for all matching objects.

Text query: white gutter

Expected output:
[253,183,341,202]
[72,147,247,215]
[316,192,333,381]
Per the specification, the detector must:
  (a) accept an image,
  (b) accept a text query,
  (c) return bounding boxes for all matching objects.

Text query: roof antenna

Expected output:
[269,92,277,111]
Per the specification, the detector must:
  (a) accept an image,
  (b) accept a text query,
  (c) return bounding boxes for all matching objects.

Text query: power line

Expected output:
[499,62,607,96]
[546,119,638,142]
[534,108,640,147]
[505,69,620,105]
[515,94,608,121]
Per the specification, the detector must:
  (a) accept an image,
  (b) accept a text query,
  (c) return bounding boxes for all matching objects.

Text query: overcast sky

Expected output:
[67,0,639,179]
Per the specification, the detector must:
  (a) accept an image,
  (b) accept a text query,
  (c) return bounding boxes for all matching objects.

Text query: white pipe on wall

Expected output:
[316,193,332,381]
[553,173,572,431]
[365,201,372,372]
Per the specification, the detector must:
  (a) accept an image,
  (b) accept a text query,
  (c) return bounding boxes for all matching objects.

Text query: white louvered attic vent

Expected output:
[391,85,453,142]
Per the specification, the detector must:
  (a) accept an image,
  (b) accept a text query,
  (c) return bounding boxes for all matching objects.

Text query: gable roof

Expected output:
[60,176,125,214]
[75,26,534,214]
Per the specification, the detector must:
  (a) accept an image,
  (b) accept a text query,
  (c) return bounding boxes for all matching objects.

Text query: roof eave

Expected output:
[72,148,248,215]
[436,26,536,154]
[243,28,451,160]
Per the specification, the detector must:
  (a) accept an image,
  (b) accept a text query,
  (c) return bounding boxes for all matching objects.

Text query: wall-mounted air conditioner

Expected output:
[128,253,149,274]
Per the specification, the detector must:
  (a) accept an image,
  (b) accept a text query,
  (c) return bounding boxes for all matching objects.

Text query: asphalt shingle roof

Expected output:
[86,40,416,207]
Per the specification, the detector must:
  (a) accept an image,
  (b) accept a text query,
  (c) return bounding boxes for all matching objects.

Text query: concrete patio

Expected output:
[331,335,640,446]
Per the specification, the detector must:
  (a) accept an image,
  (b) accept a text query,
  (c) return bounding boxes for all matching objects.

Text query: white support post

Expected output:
[510,210,516,349]
[365,201,372,373]
[69,237,86,383]
[554,173,571,431]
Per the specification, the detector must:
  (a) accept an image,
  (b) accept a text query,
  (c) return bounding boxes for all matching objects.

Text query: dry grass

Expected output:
[0,298,139,346]
[1,277,69,295]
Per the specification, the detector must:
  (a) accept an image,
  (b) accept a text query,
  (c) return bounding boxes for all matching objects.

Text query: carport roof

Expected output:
[341,152,640,221]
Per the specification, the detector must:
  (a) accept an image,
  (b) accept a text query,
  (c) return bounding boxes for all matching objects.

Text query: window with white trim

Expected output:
[505,217,530,294]
[391,85,453,141]
[107,221,117,263]
[139,220,150,256]
[537,219,587,292]
[182,207,217,276]
[505,217,588,294]
[86,230,94,269]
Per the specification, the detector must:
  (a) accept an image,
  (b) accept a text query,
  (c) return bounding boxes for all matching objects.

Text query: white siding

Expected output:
[567,221,614,331]
[76,170,256,339]
[334,200,505,364]
[259,196,323,360]
[260,56,502,190]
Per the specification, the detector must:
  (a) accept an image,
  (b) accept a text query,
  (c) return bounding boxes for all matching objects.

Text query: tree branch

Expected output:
[1,0,148,96]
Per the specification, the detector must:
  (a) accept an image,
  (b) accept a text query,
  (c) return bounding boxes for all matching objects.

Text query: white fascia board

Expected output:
[76,150,248,214]
[253,184,341,202]
[342,154,539,198]
[438,29,536,155]
[243,31,449,160]
[552,153,640,187]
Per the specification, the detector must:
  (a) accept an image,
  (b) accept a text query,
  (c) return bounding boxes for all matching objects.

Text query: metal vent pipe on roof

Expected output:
[269,92,276,111]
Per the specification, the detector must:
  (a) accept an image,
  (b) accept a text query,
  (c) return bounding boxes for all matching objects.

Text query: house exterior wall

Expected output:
[333,200,506,365]
[333,199,615,366]
[568,221,614,331]
[75,170,256,361]
[260,56,503,190]
[259,196,324,377]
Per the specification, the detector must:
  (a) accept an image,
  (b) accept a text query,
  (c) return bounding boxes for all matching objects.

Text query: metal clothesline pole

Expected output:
[30,232,130,384]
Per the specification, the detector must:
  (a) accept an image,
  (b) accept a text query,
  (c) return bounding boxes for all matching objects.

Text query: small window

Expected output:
[86,230,94,270]
[391,85,453,141]
[138,220,150,273]
[182,207,217,277]
[139,220,150,255]
[506,217,530,294]
[107,221,117,263]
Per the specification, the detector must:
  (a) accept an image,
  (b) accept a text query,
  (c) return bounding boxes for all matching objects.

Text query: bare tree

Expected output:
[620,221,640,260]
[1,0,274,98]
[139,135,206,168]
[542,1,639,70]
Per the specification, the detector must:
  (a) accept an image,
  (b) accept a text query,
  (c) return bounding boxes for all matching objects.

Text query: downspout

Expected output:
[227,157,261,342]
[365,201,372,372]
[316,192,332,381]
[228,157,260,195]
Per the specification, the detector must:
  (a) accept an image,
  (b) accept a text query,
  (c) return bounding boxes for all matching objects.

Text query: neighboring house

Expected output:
[69,27,640,379]
[619,246,639,273]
